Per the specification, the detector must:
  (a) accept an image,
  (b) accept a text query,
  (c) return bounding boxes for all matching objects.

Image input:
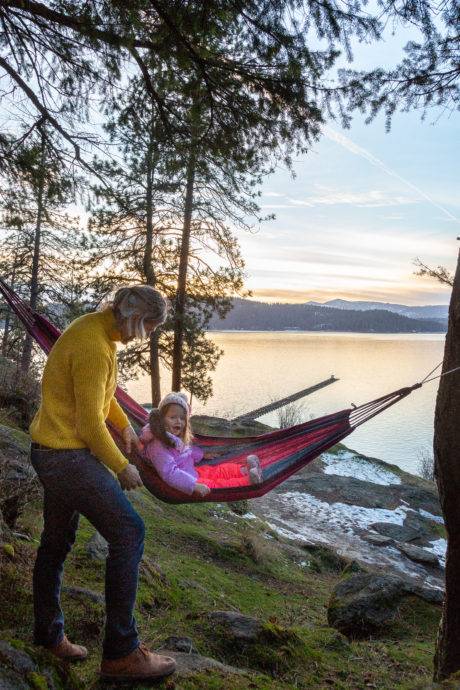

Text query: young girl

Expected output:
[140,392,263,497]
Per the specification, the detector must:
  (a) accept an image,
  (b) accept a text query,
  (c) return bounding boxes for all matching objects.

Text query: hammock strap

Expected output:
[421,365,460,384]
[420,362,442,384]
[350,384,420,430]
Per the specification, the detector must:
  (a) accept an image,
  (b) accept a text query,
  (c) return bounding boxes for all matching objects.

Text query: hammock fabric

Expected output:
[0,278,422,504]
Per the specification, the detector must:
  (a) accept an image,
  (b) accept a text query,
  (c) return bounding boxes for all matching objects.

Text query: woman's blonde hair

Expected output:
[108,285,168,339]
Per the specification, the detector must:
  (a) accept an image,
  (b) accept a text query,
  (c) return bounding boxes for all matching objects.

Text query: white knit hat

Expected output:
[158,392,190,416]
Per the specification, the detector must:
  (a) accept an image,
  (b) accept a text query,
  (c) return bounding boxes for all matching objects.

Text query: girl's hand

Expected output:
[193,482,211,497]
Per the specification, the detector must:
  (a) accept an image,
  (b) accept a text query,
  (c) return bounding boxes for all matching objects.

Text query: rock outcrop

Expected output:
[327,573,443,636]
[0,424,38,531]
[0,639,82,690]
[249,447,445,591]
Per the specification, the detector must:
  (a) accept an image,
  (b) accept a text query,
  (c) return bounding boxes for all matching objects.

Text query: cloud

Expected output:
[294,190,416,208]
[322,126,460,224]
[260,204,294,209]
[261,189,420,209]
[240,226,456,265]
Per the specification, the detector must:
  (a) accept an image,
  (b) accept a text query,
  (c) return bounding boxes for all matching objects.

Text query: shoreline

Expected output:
[206,329,446,337]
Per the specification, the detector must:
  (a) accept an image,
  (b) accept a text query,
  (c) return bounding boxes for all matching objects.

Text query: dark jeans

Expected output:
[31,446,145,659]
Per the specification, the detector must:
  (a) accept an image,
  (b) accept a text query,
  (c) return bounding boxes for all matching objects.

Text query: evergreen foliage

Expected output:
[207,298,447,332]
[340,0,459,126]
[0,132,89,367]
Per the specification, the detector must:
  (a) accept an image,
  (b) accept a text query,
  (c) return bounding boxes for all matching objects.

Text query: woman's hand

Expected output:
[193,482,211,497]
[122,425,143,454]
[118,464,143,490]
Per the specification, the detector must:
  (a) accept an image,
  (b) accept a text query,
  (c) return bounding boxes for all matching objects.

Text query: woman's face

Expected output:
[163,404,186,437]
[119,314,163,344]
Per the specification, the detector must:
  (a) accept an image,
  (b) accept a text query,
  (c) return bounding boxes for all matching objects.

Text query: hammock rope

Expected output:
[1,277,458,505]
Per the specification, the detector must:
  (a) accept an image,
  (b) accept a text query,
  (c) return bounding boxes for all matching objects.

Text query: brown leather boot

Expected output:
[100,644,176,681]
[47,635,88,661]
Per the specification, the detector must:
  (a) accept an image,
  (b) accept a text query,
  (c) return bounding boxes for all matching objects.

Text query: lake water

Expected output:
[126,331,446,476]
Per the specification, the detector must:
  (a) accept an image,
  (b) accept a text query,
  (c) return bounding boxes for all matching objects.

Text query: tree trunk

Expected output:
[433,250,460,681]
[1,239,19,358]
[21,135,46,373]
[1,307,11,358]
[149,330,161,405]
[172,144,197,391]
[143,131,161,405]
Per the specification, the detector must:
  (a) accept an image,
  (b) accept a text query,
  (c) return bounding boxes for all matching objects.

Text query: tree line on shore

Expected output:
[207,298,447,332]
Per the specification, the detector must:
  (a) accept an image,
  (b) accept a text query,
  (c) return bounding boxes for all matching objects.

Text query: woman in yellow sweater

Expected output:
[30,285,176,682]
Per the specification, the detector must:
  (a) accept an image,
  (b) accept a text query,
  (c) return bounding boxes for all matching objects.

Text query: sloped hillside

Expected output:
[0,419,445,690]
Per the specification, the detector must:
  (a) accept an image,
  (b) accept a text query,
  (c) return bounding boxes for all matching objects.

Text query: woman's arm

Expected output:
[71,347,129,475]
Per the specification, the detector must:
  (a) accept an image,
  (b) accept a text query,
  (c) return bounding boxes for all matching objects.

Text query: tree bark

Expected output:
[143,130,161,405]
[21,134,46,373]
[171,143,197,391]
[1,236,20,358]
[433,250,460,681]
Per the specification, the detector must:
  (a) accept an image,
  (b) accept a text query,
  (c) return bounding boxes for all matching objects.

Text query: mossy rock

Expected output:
[201,611,312,676]
[305,544,349,574]
[191,414,273,437]
[0,638,83,689]
[0,423,30,455]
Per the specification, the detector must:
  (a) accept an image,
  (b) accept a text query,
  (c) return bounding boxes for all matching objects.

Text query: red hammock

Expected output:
[0,278,422,504]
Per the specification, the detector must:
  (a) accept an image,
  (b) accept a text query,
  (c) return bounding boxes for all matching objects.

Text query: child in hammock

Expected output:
[140,392,263,497]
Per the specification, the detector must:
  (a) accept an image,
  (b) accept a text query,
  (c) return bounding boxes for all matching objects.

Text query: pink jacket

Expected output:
[140,424,204,495]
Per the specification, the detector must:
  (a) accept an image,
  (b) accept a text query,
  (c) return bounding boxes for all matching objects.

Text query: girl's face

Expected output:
[163,404,187,437]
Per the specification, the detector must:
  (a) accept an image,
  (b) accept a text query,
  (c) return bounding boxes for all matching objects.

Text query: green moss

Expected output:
[10,638,26,651]
[305,544,347,574]
[27,672,48,690]
[0,559,34,632]
[432,521,447,538]
[2,543,15,559]
[0,422,30,448]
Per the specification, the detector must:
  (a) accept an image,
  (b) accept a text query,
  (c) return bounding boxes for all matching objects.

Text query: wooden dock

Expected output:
[232,375,338,421]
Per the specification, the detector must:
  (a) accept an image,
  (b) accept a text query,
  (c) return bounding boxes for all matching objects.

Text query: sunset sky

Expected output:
[237,27,459,307]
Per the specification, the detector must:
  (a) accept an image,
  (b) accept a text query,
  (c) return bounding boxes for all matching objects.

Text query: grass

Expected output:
[0,473,442,690]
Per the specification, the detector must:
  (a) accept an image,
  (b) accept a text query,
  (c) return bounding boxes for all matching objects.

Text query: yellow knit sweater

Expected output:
[30,308,130,474]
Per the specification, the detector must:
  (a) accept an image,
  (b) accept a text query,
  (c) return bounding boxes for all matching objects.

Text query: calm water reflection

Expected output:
[126,331,445,475]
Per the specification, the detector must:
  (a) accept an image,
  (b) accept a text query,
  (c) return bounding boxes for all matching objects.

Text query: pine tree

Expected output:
[0,131,84,370]
[86,75,248,403]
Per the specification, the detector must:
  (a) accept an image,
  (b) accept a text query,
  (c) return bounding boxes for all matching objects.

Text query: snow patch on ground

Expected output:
[279,491,409,534]
[241,512,258,521]
[419,509,444,524]
[426,538,447,567]
[321,451,401,485]
[262,491,445,587]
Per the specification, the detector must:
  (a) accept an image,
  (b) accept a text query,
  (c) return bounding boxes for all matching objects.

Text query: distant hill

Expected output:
[208,299,447,333]
[307,299,449,321]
